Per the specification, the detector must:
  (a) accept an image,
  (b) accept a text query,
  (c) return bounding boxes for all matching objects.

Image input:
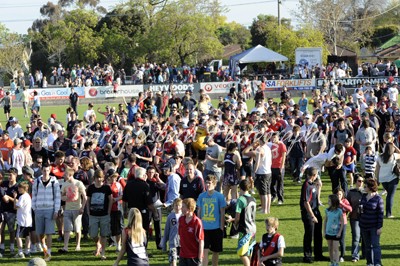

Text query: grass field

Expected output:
[0,99,399,265]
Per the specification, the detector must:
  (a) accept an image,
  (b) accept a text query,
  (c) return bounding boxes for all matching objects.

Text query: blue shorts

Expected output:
[35,209,55,235]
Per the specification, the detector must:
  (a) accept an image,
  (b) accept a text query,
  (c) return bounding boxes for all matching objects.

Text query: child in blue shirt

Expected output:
[160,198,182,266]
[323,194,344,266]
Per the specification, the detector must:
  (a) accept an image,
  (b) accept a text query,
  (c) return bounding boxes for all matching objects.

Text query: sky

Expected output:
[0,0,299,34]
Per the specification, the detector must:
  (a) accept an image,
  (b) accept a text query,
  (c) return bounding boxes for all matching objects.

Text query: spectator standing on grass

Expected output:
[58,167,86,253]
[160,198,182,266]
[31,163,61,262]
[13,182,32,259]
[300,167,328,263]
[322,194,344,266]
[179,197,204,266]
[31,91,41,113]
[359,178,383,266]
[20,87,30,118]
[335,188,352,263]
[0,167,19,256]
[197,174,226,266]
[86,169,112,261]
[69,87,79,116]
[346,174,365,262]
[257,217,285,266]
[113,208,149,266]
[231,179,256,266]
[0,91,12,121]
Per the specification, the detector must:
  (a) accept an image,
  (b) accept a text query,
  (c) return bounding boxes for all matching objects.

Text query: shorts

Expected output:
[63,209,82,233]
[16,225,32,238]
[35,209,56,235]
[237,232,256,257]
[198,150,206,161]
[343,163,355,172]
[169,247,180,263]
[204,229,223,252]
[3,212,16,233]
[89,215,111,238]
[325,234,340,241]
[4,105,10,114]
[254,174,271,195]
[110,210,122,236]
[240,158,253,177]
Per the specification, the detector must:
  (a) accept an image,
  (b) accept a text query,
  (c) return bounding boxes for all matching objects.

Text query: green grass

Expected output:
[1,99,400,265]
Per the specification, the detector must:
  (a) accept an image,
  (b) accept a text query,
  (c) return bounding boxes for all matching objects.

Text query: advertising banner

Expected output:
[26,87,86,100]
[85,85,143,98]
[316,77,400,88]
[200,82,238,94]
[144,83,198,94]
[263,79,316,91]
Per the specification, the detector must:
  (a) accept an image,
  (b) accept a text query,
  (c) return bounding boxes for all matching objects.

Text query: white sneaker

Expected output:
[339,257,344,262]
[36,243,43,252]
[278,201,283,205]
[14,252,25,258]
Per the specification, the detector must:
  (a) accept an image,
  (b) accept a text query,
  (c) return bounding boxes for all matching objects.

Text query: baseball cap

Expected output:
[8,167,18,174]
[24,139,32,146]
[361,112,369,117]
[161,161,172,171]
[8,117,17,122]
[51,114,57,119]
[106,168,116,177]
[305,114,312,119]
[22,166,34,177]
[136,117,144,123]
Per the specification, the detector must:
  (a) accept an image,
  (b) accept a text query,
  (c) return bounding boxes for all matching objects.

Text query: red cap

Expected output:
[51,114,57,119]
[224,121,230,125]
[23,139,32,146]
[136,117,144,123]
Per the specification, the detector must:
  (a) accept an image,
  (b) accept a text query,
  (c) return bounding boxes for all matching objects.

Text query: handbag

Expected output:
[392,156,400,177]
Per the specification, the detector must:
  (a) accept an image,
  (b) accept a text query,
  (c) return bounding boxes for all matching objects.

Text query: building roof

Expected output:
[379,34,400,51]
[328,45,356,57]
[375,44,400,59]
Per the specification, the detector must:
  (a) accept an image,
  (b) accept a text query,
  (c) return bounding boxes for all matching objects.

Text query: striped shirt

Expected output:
[32,176,61,212]
[363,154,377,174]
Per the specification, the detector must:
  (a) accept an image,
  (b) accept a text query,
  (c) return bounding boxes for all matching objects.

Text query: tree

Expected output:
[149,0,224,65]
[62,9,103,65]
[217,22,251,49]
[369,25,399,48]
[0,24,30,78]
[249,17,327,64]
[250,15,291,47]
[297,0,383,54]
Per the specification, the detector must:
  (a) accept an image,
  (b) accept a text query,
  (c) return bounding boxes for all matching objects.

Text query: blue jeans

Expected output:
[361,227,381,265]
[339,224,347,258]
[350,219,364,260]
[381,178,399,217]
[289,156,304,181]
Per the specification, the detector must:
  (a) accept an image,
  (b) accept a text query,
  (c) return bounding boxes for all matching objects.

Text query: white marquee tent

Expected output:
[229,44,288,77]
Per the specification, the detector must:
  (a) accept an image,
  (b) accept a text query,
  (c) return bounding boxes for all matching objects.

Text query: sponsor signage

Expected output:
[316,77,400,88]
[25,87,85,100]
[85,85,143,98]
[263,79,315,91]
[144,83,198,93]
[200,82,237,93]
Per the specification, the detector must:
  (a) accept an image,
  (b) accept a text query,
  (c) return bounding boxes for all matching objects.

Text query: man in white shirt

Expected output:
[388,82,399,103]
[7,117,23,140]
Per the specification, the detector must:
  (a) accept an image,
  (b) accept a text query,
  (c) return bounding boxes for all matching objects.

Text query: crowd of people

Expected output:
[0,71,398,266]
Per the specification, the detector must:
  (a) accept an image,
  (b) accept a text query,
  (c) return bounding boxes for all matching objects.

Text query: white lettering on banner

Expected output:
[265,79,315,88]
[316,77,400,88]
[148,84,195,92]
[84,85,143,98]
[200,82,237,93]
